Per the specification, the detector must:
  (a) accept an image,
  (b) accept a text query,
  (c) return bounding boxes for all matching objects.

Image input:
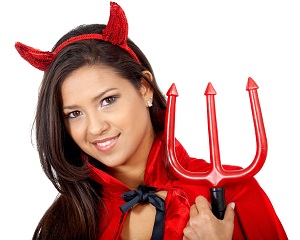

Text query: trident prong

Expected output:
[164,77,267,218]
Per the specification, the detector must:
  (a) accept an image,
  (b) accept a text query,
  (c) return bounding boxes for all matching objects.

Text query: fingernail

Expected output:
[230,202,235,209]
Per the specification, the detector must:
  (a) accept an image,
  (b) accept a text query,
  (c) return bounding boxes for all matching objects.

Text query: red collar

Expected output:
[88,134,190,199]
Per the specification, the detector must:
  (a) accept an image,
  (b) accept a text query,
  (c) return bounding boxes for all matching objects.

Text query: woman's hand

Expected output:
[183,196,235,240]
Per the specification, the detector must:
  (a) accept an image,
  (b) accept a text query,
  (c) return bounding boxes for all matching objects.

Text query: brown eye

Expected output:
[67,110,82,119]
[101,96,116,107]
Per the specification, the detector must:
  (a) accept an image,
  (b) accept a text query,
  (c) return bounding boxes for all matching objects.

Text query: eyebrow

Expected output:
[62,87,118,110]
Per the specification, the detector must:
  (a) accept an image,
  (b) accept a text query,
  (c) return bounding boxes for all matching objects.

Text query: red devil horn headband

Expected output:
[15,2,140,71]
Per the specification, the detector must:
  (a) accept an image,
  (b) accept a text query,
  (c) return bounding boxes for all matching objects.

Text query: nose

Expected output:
[86,112,109,136]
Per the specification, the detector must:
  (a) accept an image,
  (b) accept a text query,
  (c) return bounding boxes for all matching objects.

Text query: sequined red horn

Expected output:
[103,2,128,45]
[102,2,140,63]
[15,2,140,71]
[15,42,54,71]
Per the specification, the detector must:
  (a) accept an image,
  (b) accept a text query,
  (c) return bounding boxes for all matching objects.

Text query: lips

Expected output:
[93,135,119,152]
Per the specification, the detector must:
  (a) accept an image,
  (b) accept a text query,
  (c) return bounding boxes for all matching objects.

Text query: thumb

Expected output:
[223,202,235,222]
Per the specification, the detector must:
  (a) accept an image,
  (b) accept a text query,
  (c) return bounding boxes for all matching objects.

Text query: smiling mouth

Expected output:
[94,135,119,152]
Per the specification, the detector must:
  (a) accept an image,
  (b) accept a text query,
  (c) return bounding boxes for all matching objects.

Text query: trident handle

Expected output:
[164,77,267,219]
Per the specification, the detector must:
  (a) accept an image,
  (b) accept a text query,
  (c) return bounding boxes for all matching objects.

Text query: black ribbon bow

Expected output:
[120,185,165,240]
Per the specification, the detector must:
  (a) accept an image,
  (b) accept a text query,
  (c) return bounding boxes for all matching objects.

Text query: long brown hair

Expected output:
[33,24,166,239]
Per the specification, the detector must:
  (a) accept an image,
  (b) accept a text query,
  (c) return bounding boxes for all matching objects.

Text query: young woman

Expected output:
[15,2,287,240]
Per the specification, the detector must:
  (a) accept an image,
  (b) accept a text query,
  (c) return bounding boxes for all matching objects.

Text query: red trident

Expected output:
[164,77,267,219]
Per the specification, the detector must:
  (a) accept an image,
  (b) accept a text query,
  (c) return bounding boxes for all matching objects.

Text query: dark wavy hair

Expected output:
[32,23,166,240]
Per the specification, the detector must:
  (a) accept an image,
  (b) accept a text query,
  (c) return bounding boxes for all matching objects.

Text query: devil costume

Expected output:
[89,134,287,239]
[15,2,288,239]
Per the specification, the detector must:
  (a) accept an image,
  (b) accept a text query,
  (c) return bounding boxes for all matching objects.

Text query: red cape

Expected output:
[89,135,288,239]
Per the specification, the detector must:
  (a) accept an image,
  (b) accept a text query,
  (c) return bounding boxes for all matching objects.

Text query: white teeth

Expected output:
[96,139,113,147]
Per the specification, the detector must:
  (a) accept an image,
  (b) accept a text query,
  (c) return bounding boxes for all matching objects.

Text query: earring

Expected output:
[147,96,153,107]
[147,100,153,107]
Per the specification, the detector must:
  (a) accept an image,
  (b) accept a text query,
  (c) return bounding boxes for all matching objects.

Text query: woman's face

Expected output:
[61,65,154,170]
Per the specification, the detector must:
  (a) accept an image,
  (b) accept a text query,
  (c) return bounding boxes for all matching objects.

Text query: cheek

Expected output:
[66,123,85,144]
[129,107,150,133]
[122,102,148,125]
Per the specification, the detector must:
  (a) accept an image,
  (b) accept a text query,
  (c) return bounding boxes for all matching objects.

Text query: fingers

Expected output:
[183,197,235,240]
[221,202,235,237]
[194,196,235,221]
[195,195,211,207]
[183,196,235,240]
[189,196,210,218]
[183,221,198,240]
[194,195,212,215]
[189,204,198,218]
[223,202,235,222]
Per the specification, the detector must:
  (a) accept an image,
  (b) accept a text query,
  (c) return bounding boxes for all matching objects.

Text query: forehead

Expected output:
[61,65,137,102]
[63,64,120,85]
[63,65,120,90]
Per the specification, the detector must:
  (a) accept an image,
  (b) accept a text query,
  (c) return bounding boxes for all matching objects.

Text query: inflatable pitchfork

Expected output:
[164,77,267,219]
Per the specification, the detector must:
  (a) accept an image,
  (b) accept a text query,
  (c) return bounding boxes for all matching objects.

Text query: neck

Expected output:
[105,132,155,189]
[109,164,146,189]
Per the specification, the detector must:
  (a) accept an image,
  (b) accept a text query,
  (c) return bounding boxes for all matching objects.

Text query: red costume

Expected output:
[14,2,288,238]
[89,134,288,240]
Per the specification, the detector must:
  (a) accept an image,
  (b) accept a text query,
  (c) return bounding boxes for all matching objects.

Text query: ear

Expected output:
[139,70,154,106]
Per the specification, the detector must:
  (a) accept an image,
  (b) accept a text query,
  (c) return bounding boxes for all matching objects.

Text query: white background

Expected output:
[1,0,299,239]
